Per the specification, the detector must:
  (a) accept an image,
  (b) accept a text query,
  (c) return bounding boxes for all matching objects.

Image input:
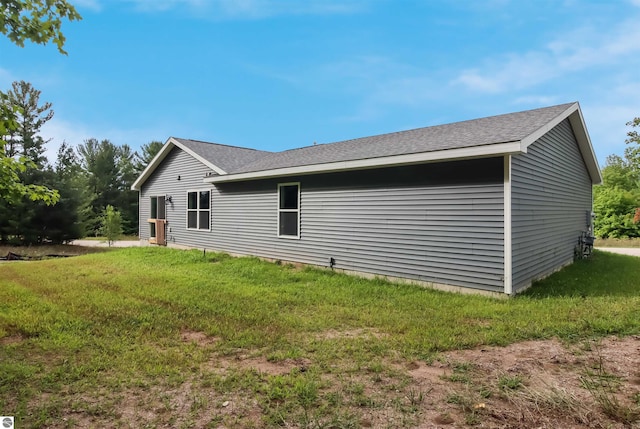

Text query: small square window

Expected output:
[187,190,211,230]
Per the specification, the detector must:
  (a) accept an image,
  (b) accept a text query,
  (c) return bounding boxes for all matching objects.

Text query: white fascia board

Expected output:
[204,141,523,184]
[568,108,603,184]
[131,138,175,191]
[130,137,227,191]
[519,102,578,151]
[173,138,227,176]
[519,102,602,185]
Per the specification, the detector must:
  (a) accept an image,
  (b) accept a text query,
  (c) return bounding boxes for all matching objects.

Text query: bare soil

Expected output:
[55,333,639,429]
[0,244,106,259]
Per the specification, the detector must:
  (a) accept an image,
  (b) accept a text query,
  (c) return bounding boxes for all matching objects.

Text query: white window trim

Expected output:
[277,182,300,239]
[186,189,212,231]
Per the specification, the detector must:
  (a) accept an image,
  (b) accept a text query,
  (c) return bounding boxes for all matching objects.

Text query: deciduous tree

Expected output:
[0,0,80,205]
[100,204,122,246]
[593,119,640,238]
[0,0,81,54]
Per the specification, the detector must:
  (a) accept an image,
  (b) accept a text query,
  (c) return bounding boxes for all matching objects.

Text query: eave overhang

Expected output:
[203,141,523,184]
[204,102,602,185]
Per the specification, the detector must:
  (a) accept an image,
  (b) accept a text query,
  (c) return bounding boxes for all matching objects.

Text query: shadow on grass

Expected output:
[0,244,108,258]
[522,250,640,298]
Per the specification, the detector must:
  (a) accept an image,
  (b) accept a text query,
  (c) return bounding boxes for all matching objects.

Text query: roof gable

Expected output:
[131,137,271,190]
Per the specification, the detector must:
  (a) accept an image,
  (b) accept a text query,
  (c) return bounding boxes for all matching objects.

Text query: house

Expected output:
[132,102,601,295]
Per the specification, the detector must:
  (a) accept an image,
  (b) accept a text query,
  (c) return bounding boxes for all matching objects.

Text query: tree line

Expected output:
[3,79,639,243]
[0,80,163,244]
[593,118,640,238]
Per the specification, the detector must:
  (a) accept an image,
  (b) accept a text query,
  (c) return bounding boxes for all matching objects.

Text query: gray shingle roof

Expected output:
[172,137,272,173]
[231,103,575,174]
[133,102,600,190]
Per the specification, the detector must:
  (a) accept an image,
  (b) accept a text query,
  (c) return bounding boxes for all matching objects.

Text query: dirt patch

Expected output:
[14,336,640,428]
[0,244,106,259]
[180,329,221,346]
[0,335,24,345]
[240,356,311,376]
[409,336,640,428]
[207,349,312,376]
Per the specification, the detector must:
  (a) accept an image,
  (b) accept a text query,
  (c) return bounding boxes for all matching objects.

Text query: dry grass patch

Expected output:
[419,336,640,428]
[317,327,388,341]
[180,329,221,347]
[6,335,640,428]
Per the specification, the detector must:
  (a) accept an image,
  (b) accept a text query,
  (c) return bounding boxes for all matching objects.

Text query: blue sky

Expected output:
[1,0,639,164]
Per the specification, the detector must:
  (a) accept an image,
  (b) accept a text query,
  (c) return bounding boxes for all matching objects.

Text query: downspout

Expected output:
[504,155,513,295]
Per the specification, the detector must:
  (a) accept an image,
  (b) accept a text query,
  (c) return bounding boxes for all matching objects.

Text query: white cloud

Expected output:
[72,0,102,12]
[583,103,638,163]
[454,18,640,93]
[124,0,205,13]
[513,95,562,106]
[40,117,99,163]
[123,0,365,18]
[0,68,14,89]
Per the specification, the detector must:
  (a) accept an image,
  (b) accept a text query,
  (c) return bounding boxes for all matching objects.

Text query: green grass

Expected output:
[0,248,639,427]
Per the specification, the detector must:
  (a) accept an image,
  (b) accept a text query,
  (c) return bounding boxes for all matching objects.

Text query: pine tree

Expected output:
[4,80,53,165]
[134,140,164,172]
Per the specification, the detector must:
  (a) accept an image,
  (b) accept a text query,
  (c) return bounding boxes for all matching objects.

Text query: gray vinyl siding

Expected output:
[210,158,505,292]
[139,147,215,248]
[139,150,505,292]
[511,119,592,292]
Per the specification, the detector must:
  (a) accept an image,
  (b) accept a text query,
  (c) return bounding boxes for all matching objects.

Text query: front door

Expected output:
[149,195,167,245]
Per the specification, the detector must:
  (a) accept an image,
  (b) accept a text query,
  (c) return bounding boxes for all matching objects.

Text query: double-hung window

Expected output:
[187,190,210,230]
[278,183,300,238]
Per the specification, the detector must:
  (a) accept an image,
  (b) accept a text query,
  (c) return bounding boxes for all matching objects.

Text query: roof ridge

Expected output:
[227,102,579,175]
[286,102,577,153]
[172,137,272,153]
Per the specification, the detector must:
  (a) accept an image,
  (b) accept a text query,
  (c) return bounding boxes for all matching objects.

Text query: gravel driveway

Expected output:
[70,239,141,248]
[595,247,640,257]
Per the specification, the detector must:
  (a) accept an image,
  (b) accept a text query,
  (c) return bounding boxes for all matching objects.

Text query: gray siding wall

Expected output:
[139,147,215,248]
[511,119,592,292]
[211,158,505,292]
[139,151,505,292]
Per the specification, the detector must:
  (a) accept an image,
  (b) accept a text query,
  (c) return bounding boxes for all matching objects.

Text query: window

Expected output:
[187,190,210,230]
[278,183,300,238]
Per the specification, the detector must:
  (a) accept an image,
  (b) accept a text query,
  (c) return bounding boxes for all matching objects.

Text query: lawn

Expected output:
[1,247,639,428]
